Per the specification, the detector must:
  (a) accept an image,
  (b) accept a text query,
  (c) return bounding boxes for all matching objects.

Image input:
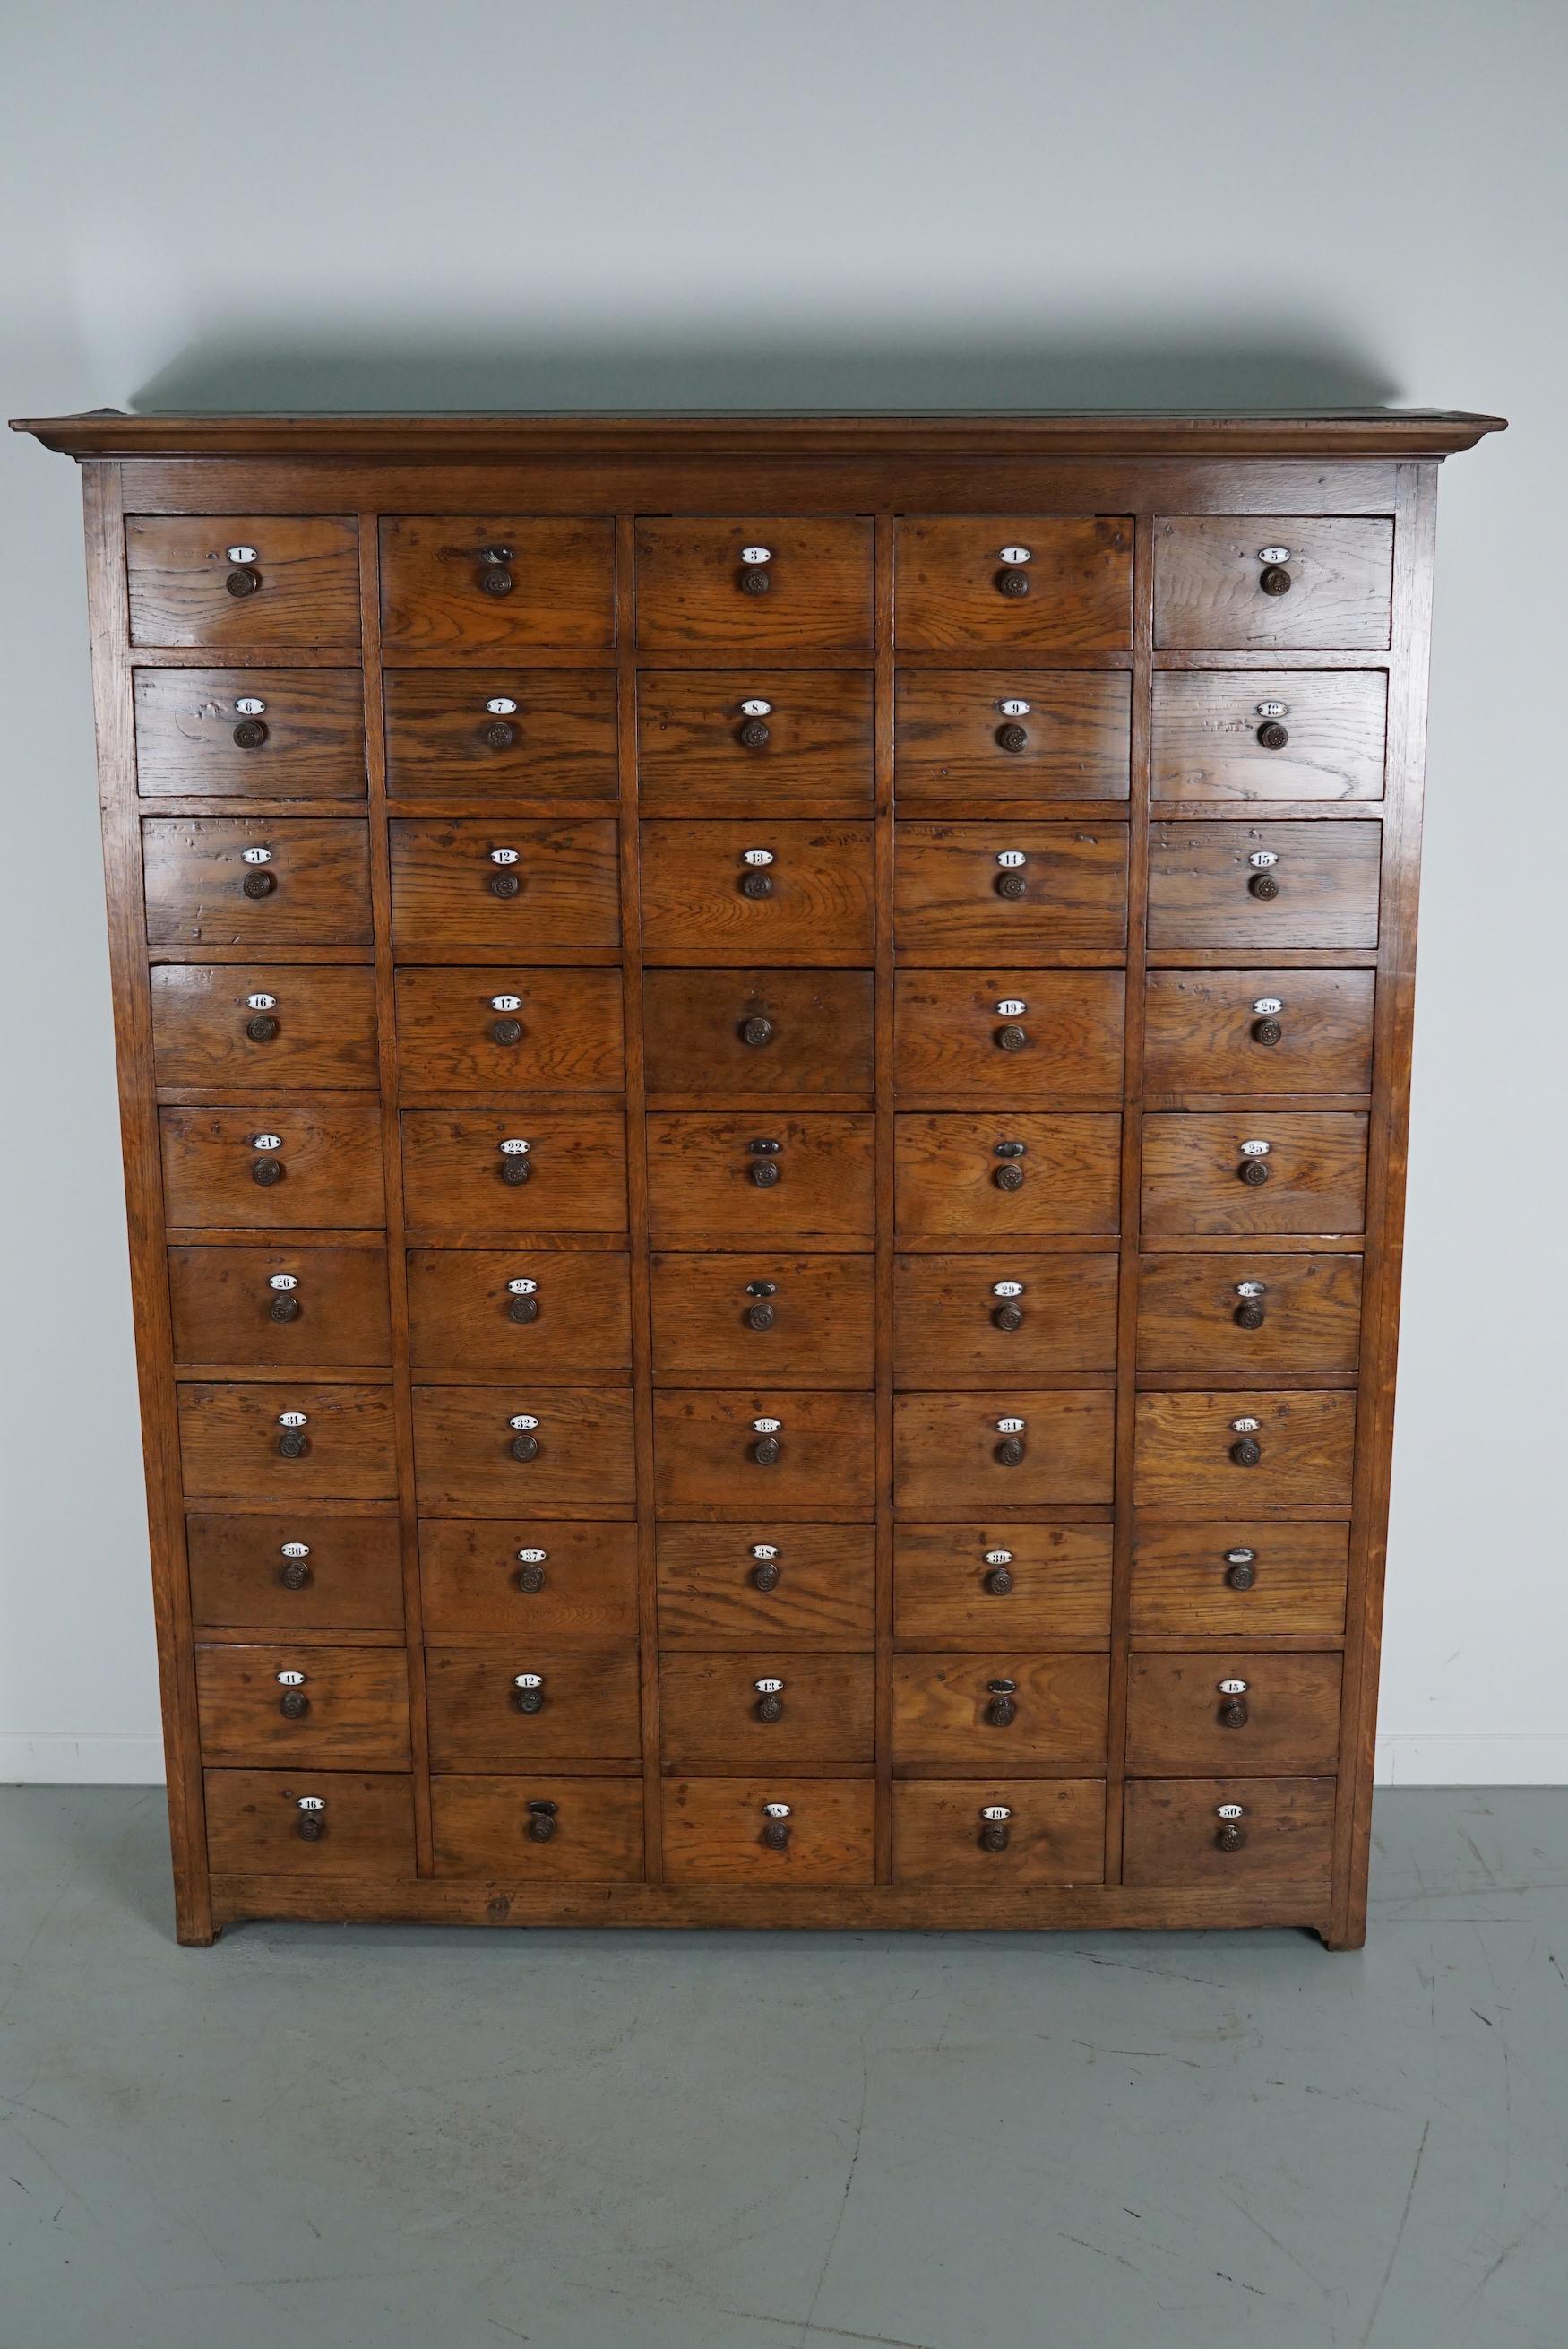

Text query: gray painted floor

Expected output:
[1,1789,1564,2349]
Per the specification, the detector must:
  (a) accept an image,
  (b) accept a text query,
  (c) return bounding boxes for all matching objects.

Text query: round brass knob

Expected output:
[995,1435,1025,1467]
[741,1015,773,1048]
[1252,1017,1282,1047]
[490,870,521,899]
[232,719,268,749]
[226,566,260,598]
[752,1559,780,1593]
[1226,1558,1256,1591]
[513,1685,544,1714]
[994,1161,1025,1193]
[738,566,771,595]
[995,722,1028,754]
[1215,1821,1245,1852]
[1219,1694,1249,1727]
[741,871,773,900]
[995,569,1030,598]
[508,1294,539,1324]
[517,1562,546,1593]
[762,1816,790,1848]
[755,1689,784,1722]
[246,1013,279,1042]
[752,1435,781,1467]
[527,1801,557,1839]
[483,721,518,750]
[1235,1299,1265,1330]
[478,566,514,596]
[737,718,771,748]
[492,1017,523,1046]
[985,1565,1013,1595]
[1256,721,1289,749]
[510,1431,540,1463]
[500,1157,531,1190]
[996,1024,1028,1053]
[1249,871,1279,901]
[1238,1159,1270,1187]
[252,1157,284,1187]
[277,1429,309,1459]
[979,1819,1010,1852]
[269,1293,301,1324]
[1230,1437,1262,1468]
[995,871,1028,901]
[745,1300,776,1332]
[986,1678,1018,1726]
[751,1159,780,1188]
[280,1559,312,1590]
[1259,566,1292,597]
[242,870,276,899]
[297,1813,324,1841]
[278,1688,308,1718]
[993,1302,1023,1333]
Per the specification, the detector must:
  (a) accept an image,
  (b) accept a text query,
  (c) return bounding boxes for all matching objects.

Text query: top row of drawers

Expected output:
[125,514,1395,655]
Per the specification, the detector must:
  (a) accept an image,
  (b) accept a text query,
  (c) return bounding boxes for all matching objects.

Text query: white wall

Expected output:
[4,0,1564,1785]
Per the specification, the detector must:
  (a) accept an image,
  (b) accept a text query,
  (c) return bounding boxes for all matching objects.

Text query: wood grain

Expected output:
[892,1652,1109,1770]
[177,1379,399,1500]
[1148,820,1381,950]
[1122,1775,1335,1886]
[203,1766,415,1874]
[393,965,625,1094]
[645,1113,875,1244]
[893,517,1133,650]
[134,668,366,798]
[1125,1652,1343,1774]
[652,1388,876,1521]
[1151,669,1386,801]
[894,671,1130,803]
[1133,1389,1357,1507]
[892,1252,1119,1383]
[658,1650,875,1766]
[1141,1112,1368,1237]
[644,969,874,1100]
[893,970,1125,1102]
[656,1524,876,1646]
[425,1645,642,1765]
[1153,519,1392,651]
[638,670,874,809]
[194,1642,409,1763]
[639,818,875,962]
[418,1519,639,1639]
[662,1777,876,1882]
[168,1242,391,1369]
[634,518,874,651]
[411,1385,636,1515]
[150,963,378,1089]
[892,1524,1113,1642]
[401,1109,628,1234]
[378,516,615,655]
[160,1101,386,1230]
[650,1250,874,1385]
[1142,968,1374,1097]
[388,818,621,948]
[892,1112,1122,1239]
[142,815,372,948]
[892,1779,1105,1883]
[1129,1518,1349,1638]
[383,668,618,799]
[126,514,360,650]
[1136,1253,1363,1377]
[430,1774,644,1878]
[892,1390,1116,1512]
[187,1510,404,1632]
[893,822,1128,960]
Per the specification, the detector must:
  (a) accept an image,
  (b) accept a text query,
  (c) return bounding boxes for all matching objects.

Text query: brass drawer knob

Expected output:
[995,871,1028,901]
[978,1808,1012,1852]
[500,1152,531,1187]
[527,1799,557,1840]
[1238,1158,1271,1187]
[995,721,1028,754]
[510,1431,540,1463]
[751,1158,780,1188]
[277,1428,309,1460]
[1219,1694,1249,1727]
[745,1300,776,1331]
[1256,720,1289,749]
[490,870,521,899]
[1258,565,1292,597]
[1226,1558,1257,1590]
[1249,871,1279,901]
[232,718,268,749]
[484,720,518,750]
[752,1559,781,1592]
[242,869,276,899]
[1235,1299,1266,1331]
[517,1561,546,1593]
[994,1160,1025,1193]
[492,1016,523,1045]
[278,1688,308,1719]
[246,1012,279,1042]
[252,1156,284,1187]
[737,717,771,748]
[297,1811,324,1840]
[1230,1437,1262,1467]
[269,1291,301,1324]
[984,1565,1014,1595]
[280,1558,312,1590]
[995,1023,1028,1053]
[513,1676,545,1713]
[738,566,771,595]
[740,870,773,900]
[1215,1820,1245,1852]
[754,1678,785,1722]
[752,1434,782,1467]
[478,566,514,597]
[741,1015,774,1048]
[995,568,1030,599]
[226,566,261,598]
[986,1677,1018,1727]
[995,1435,1026,1467]
[761,1803,791,1849]
[1252,1017,1283,1046]
[508,1293,539,1324]
[993,1301,1024,1333]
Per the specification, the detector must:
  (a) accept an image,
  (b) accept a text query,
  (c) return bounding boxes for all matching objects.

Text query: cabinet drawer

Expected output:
[150,963,378,1090]
[393,966,625,1094]
[892,1653,1108,1772]
[412,1385,635,1515]
[646,1113,874,1244]
[653,1390,875,1521]
[643,970,874,1101]
[1148,821,1381,950]
[1154,517,1392,650]
[418,1520,639,1639]
[639,819,875,962]
[1142,1112,1368,1236]
[408,1249,632,1377]
[1152,670,1386,801]
[425,1646,641,1766]
[893,517,1133,649]
[383,669,618,801]
[379,516,615,655]
[1133,1389,1357,1507]
[650,1251,874,1386]
[431,1775,644,1878]
[893,1113,1121,1239]
[160,1103,386,1230]
[1130,1519,1350,1638]
[893,1524,1113,1643]
[169,1244,391,1369]
[659,1651,874,1766]
[1123,1776,1336,1887]
[388,819,621,948]
[893,1391,1116,1513]
[663,1778,875,1883]
[634,518,873,651]
[134,669,365,798]
[1126,1652,1343,1775]
[187,1510,404,1632]
[893,1252,1118,1385]
[637,671,874,810]
[142,816,372,948]
[893,1780,1105,1885]
[1136,1253,1363,1377]
[657,1524,875,1646]
[401,1110,627,1235]
[195,1643,409,1763]
[177,1380,398,1501]
[1143,969,1374,1097]
[204,1768,415,1876]
[895,672,1130,804]
[893,823,1129,960]
[894,971,1124,1103]
[127,516,360,650]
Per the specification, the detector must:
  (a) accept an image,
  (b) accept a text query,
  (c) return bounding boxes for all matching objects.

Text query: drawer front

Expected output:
[379,516,616,654]
[1123,1776,1336,1887]
[431,1775,644,1878]
[663,1777,875,1883]
[894,1113,1121,1239]
[389,819,622,948]
[1130,1518,1350,1638]
[150,963,379,1090]
[418,1520,639,1639]
[634,518,874,651]
[169,1244,392,1369]
[1125,1653,1343,1775]
[126,516,360,650]
[1143,969,1374,1098]
[658,1651,874,1765]
[1153,518,1393,650]
[204,1768,415,1876]
[177,1381,399,1501]
[894,672,1131,804]
[638,671,874,810]
[894,971,1125,1102]
[646,1113,875,1244]
[894,517,1133,650]
[160,1103,386,1230]
[195,1643,409,1763]
[1136,1254,1363,1377]
[893,823,1129,959]
[412,1385,636,1515]
[187,1510,404,1633]
[893,1252,1118,1385]
[393,966,625,1094]
[892,1653,1109,1771]
[401,1110,628,1235]
[383,669,618,801]
[1152,670,1387,801]
[408,1249,633,1377]
[134,669,365,799]
[639,819,875,962]
[142,816,372,948]
[1133,1389,1357,1507]
[893,1391,1116,1513]
[653,1390,876,1521]
[1148,821,1381,950]
[893,1524,1113,1643]
[893,1780,1105,1885]
[425,1646,641,1765]
[657,1524,875,1646]
[650,1251,874,1386]
[1142,1112,1368,1236]
[643,970,874,1100]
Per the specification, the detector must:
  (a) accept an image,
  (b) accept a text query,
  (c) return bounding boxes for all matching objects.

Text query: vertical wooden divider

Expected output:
[873,515,897,1881]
